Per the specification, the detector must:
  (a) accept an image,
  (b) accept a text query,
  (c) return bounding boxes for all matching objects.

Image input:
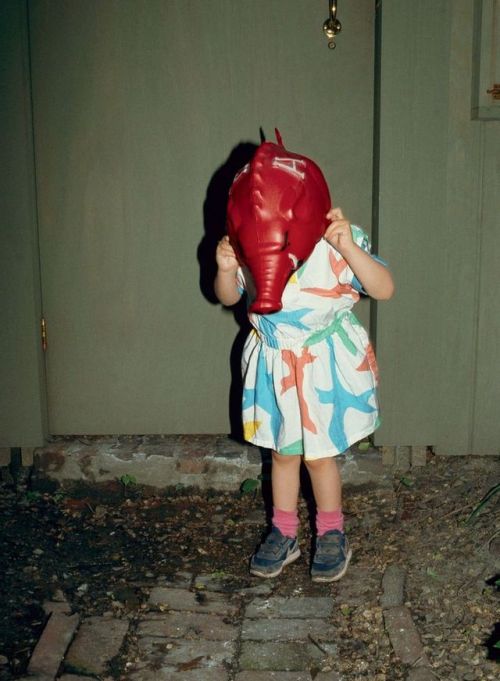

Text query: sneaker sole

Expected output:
[310,548,353,583]
[249,548,301,579]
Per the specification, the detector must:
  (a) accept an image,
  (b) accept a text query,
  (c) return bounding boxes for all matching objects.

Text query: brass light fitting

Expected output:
[323,0,342,49]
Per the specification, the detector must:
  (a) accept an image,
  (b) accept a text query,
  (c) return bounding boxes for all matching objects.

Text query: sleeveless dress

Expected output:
[237,225,383,459]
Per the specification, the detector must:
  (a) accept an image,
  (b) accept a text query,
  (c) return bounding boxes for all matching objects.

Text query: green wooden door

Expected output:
[0,0,47,447]
[375,0,500,456]
[29,0,376,435]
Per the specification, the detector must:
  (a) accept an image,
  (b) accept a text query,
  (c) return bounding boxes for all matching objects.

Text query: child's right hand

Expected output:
[324,207,355,257]
[216,235,239,273]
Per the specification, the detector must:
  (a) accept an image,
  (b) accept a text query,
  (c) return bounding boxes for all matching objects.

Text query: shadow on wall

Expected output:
[198,141,258,441]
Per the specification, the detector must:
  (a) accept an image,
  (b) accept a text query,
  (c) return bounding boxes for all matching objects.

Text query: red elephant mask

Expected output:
[226,130,331,314]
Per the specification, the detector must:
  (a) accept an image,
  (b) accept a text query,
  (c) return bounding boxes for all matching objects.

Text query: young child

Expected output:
[215,207,394,582]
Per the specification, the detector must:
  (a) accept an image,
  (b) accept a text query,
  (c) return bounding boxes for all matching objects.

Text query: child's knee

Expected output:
[272,450,301,467]
[304,456,335,472]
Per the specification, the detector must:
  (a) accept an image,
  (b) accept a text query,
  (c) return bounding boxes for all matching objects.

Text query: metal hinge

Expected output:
[486,84,500,99]
[41,317,47,352]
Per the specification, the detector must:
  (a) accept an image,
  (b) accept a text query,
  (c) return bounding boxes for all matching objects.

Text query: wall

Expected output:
[0,0,47,446]
[375,0,500,455]
[27,0,375,436]
[7,1,497,452]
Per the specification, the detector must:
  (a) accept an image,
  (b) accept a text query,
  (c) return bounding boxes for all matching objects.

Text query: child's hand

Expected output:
[216,235,239,273]
[324,207,355,256]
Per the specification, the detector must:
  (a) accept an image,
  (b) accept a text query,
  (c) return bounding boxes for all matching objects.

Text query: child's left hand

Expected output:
[324,207,355,256]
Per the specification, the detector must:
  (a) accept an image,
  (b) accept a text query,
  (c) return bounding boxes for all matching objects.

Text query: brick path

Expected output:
[19,564,433,681]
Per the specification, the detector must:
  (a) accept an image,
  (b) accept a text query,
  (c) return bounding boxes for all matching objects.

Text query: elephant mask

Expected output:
[226,130,331,314]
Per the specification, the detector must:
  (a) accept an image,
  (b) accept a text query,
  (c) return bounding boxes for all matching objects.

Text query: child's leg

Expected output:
[304,455,351,582]
[271,450,301,537]
[272,450,301,511]
[303,455,342,513]
[249,450,301,578]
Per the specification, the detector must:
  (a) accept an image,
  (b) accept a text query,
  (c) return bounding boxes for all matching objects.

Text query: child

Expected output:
[215,207,394,582]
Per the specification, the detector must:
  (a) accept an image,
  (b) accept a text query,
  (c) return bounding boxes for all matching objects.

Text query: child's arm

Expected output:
[325,208,395,301]
[214,236,242,306]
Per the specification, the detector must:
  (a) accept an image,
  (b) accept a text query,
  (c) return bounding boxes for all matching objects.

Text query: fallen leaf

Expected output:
[176,655,204,671]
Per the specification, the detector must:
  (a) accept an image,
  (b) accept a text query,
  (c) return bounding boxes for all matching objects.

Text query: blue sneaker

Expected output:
[311,530,352,582]
[250,526,301,578]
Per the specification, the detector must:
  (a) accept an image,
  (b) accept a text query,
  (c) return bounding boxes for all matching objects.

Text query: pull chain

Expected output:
[323,0,342,49]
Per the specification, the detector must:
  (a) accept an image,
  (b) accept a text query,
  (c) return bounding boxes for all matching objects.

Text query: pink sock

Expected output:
[316,508,344,536]
[272,507,299,538]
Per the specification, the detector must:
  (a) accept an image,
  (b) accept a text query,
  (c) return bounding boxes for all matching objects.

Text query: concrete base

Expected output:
[30,435,393,494]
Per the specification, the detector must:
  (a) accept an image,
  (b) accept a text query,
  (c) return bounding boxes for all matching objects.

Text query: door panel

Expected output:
[30,0,375,434]
[375,0,500,455]
[0,0,47,447]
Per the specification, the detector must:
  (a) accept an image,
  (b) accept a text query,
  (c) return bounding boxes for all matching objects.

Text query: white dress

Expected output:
[237,225,382,459]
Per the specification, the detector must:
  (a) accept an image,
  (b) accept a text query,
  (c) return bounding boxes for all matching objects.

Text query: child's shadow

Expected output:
[198,142,258,441]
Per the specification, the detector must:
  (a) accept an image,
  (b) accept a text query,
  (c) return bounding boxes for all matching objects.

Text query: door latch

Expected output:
[486,84,500,100]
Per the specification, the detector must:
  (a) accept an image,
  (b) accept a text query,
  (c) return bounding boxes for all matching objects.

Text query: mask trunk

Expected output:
[247,253,294,314]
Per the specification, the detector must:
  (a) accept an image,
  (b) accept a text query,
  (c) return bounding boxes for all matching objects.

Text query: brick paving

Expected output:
[26,612,79,678]
[382,607,430,668]
[64,616,129,675]
[17,567,433,681]
[8,450,499,681]
[380,565,432,676]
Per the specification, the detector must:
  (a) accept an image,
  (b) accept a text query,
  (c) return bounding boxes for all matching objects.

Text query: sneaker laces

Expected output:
[259,528,292,558]
[315,531,345,560]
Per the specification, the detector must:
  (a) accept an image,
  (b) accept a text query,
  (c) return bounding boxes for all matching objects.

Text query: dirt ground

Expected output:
[0,452,499,680]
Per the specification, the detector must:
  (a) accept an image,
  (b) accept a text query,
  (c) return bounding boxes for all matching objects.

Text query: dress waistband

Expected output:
[254,310,359,354]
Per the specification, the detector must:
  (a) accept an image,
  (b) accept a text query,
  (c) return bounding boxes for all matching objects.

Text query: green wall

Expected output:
[375,0,500,455]
[0,0,47,446]
[3,0,498,453]
[26,0,375,436]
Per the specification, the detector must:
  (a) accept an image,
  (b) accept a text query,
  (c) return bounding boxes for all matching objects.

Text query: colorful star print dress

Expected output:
[237,225,383,460]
